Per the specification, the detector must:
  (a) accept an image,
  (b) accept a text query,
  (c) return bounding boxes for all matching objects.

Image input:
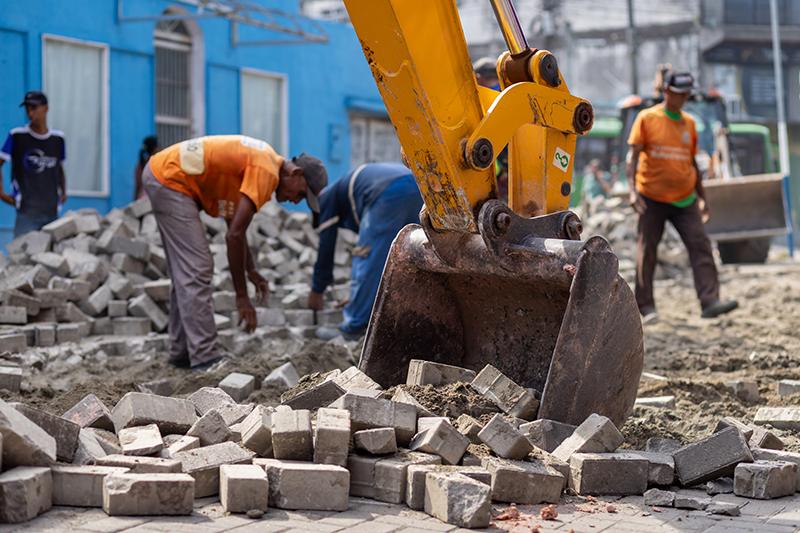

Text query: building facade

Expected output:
[0,0,399,250]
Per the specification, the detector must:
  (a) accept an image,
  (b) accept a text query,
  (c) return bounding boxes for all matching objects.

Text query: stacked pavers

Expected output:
[3,359,800,528]
[0,198,356,389]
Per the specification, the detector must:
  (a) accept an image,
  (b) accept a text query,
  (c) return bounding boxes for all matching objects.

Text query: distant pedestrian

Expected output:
[626,70,737,321]
[0,91,67,237]
[134,136,159,200]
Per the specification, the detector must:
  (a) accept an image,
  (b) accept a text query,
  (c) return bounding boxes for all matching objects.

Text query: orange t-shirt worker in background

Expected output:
[626,70,737,321]
[144,135,328,371]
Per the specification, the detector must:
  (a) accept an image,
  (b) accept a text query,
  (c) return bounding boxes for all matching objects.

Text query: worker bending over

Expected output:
[308,162,423,340]
[627,70,737,321]
[144,135,327,370]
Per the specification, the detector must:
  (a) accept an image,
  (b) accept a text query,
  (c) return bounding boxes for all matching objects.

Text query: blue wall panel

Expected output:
[207,64,240,136]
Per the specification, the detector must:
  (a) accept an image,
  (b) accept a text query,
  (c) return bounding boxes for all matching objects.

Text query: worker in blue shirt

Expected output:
[308,162,423,341]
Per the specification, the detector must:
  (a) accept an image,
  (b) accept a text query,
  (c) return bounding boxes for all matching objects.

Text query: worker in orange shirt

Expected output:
[627,70,737,322]
[144,135,327,371]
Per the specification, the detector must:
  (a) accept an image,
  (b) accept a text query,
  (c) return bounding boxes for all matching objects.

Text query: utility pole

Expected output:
[627,0,638,94]
[770,0,794,255]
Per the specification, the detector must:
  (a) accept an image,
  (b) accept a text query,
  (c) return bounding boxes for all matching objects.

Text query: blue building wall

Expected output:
[0,0,383,251]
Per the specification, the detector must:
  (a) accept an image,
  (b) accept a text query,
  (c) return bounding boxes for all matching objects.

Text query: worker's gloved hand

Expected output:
[308,290,324,311]
[247,269,270,305]
[629,189,646,215]
[236,294,258,333]
[698,197,711,224]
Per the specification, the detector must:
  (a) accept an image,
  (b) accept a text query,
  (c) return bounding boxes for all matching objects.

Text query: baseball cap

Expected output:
[473,57,497,78]
[293,153,328,213]
[663,70,695,94]
[19,91,48,107]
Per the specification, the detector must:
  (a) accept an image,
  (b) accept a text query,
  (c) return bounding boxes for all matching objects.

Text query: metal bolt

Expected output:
[495,212,512,232]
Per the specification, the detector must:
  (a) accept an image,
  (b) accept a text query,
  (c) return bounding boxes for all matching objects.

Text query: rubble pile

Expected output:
[0,359,797,528]
[0,197,354,357]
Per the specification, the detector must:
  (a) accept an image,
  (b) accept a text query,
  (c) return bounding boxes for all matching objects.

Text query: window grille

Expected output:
[155,20,192,148]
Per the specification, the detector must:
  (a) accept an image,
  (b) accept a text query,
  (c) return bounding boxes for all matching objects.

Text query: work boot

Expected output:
[315,326,365,342]
[701,299,739,318]
[641,309,659,325]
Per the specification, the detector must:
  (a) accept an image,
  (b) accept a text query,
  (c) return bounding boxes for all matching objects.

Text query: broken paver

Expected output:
[552,413,624,463]
[354,428,397,455]
[0,466,52,523]
[51,465,130,507]
[519,419,576,453]
[734,460,797,499]
[409,418,469,465]
[172,441,252,498]
[61,393,115,432]
[332,393,417,446]
[482,456,563,504]
[478,413,533,460]
[187,409,232,446]
[219,464,269,513]
[673,426,753,486]
[103,473,195,515]
[271,408,313,461]
[118,423,163,456]
[259,458,349,511]
[314,407,350,467]
[112,392,197,435]
[406,360,477,386]
[471,364,538,420]
[424,471,491,529]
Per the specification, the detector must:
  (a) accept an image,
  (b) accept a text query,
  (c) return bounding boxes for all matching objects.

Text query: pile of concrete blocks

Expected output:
[0,198,356,370]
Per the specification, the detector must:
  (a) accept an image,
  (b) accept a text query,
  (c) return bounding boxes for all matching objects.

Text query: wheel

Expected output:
[717,237,771,264]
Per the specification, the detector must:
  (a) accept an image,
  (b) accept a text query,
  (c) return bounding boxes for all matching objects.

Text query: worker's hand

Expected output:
[698,197,711,224]
[236,294,258,333]
[0,192,15,206]
[335,297,350,309]
[307,290,324,311]
[60,191,68,205]
[247,269,270,306]
[629,189,646,215]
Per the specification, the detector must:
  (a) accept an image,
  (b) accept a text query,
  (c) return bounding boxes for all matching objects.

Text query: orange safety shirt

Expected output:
[148,135,283,218]
[628,105,698,203]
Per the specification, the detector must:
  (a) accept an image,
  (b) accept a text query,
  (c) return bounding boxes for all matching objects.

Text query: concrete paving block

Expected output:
[622,450,675,486]
[478,413,533,460]
[241,405,275,458]
[552,413,624,463]
[108,236,150,262]
[143,279,171,302]
[34,323,56,347]
[406,359,477,386]
[56,323,81,343]
[73,213,101,234]
[33,288,68,309]
[778,379,800,397]
[0,466,52,523]
[331,366,383,393]
[211,291,237,313]
[418,416,451,434]
[86,428,121,456]
[112,317,151,336]
[355,428,397,455]
[2,288,41,316]
[345,453,381,498]
[271,408,313,461]
[128,293,168,332]
[103,472,194,516]
[643,488,675,507]
[187,409,232,446]
[471,364,539,420]
[12,402,80,463]
[107,299,128,317]
[0,306,27,325]
[138,379,173,397]
[259,459,349,511]
[161,435,200,459]
[6,231,51,257]
[374,450,441,504]
[715,416,754,440]
[119,423,163,456]
[519,419,576,453]
[568,452,649,495]
[481,456,564,504]
[49,277,92,301]
[424,471,491,529]
[43,216,78,241]
[172,441,253,498]
[726,380,760,402]
[220,464,269,513]
[81,285,111,316]
[734,460,797,499]
[30,251,70,277]
[333,392,417,446]
[51,465,129,507]
[646,437,682,454]
[95,454,182,473]
[0,332,26,352]
[61,393,115,432]
[263,361,300,388]
[406,464,490,510]
[392,388,436,418]
[673,426,753,486]
[455,414,483,444]
[282,379,344,410]
[125,196,152,218]
[674,494,711,510]
[189,386,236,415]
[635,395,676,409]
[707,476,734,495]
[409,419,469,465]
[73,428,109,465]
[314,407,350,467]
[210,400,254,427]
[754,407,800,430]
[748,424,785,451]
[219,372,255,403]
[707,502,742,516]
[106,272,133,300]
[112,392,197,435]
[0,366,22,393]
[752,447,800,491]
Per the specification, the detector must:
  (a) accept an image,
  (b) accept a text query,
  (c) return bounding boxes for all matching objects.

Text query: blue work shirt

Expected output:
[311,162,414,294]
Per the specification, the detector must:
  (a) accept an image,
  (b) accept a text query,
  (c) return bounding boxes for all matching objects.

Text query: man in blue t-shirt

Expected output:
[0,91,67,237]
[308,162,423,341]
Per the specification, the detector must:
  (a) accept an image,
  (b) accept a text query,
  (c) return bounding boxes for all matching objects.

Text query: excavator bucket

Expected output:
[359,202,644,428]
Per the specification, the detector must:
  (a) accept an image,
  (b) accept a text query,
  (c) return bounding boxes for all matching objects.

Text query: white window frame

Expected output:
[41,34,110,198]
[240,67,289,156]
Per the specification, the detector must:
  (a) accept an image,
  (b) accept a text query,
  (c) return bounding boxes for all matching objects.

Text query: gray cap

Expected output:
[292,153,328,213]
[663,70,695,94]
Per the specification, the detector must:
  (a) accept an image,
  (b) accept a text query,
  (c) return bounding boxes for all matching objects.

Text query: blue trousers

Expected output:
[14,213,57,238]
[341,175,423,332]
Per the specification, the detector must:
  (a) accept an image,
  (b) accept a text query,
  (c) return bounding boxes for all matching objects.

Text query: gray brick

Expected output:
[143,279,170,302]
[0,306,27,325]
[0,366,22,393]
[187,409,232,446]
[424,471,491,529]
[314,407,350,467]
[81,285,112,316]
[482,456,564,503]
[118,423,164,456]
[674,426,753,486]
[56,323,81,343]
[752,447,800,491]
[42,217,78,241]
[51,465,130,507]
[332,366,383,392]
[478,413,533,460]
[346,453,381,498]
[12,402,80,463]
[103,472,194,515]
[552,413,624,463]
[272,408,313,461]
[6,231,52,256]
[406,359,477,386]
[128,293,168,332]
[173,441,252,498]
[754,407,800,430]
[0,333,27,352]
[519,419,577,453]
[622,450,675,486]
[95,454,182,473]
[112,317,151,336]
[0,466,52,523]
[124,196,152,218]
[219,372,255,403]
[355,428,397,455]
[34,323,56,347]
[569,452,649,495]
[212,291,237,312]
[374,450,441,504]
[260,459,349,511]
[332,393,417,446]
[643,488,675,507]
[30,251,70,277]
[219,464,269,514]
[264,361,301,388]
[33,288,68,308]
[405,464,490,510]
[112,252,145,274]
[409,418,469,465]
[734,460,797,499]
[112,392,197,435]
[2,288,41,316]
[471,364,538,420]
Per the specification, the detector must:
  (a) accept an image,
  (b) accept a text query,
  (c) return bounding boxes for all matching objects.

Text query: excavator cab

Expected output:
[343,0,644,428]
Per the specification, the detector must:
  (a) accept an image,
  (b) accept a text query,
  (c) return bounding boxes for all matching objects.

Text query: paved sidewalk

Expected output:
[2,490,800,533]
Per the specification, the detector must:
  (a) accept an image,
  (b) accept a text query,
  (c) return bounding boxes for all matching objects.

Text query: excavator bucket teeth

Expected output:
[358,202,644,428]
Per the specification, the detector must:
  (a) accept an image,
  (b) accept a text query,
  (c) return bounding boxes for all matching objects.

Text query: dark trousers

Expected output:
[635,195,719,313]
